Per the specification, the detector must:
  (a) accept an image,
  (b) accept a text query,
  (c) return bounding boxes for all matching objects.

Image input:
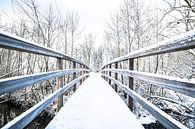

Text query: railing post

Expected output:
[56,58,64,111]
[80,64,82,84]
[73,61,76,92]
[114,62,118,92]
[84,65,87,80]
[121,61,127,99]
[109,64,112,85]
[128,59,134,111]
[106,66,107,80]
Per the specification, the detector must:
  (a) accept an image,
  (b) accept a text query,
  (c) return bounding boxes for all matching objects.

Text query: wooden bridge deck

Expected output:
[46,73,144,129]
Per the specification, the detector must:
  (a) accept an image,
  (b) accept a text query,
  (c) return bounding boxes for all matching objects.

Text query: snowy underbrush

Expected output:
[150,91,195,129]
[0,81,74,128]
[115,81,195,129]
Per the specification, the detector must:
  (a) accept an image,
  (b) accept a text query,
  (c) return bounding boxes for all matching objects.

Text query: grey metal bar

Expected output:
[104,30,195,66]
[0,31,88,68]
[2,74,89,129]
[102,69,195,98]
[0,69,88,95]
[101,74,188,129]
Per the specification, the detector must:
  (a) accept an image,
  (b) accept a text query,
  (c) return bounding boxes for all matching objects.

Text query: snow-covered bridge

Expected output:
[0,30,195,129]
[46,73,144,129]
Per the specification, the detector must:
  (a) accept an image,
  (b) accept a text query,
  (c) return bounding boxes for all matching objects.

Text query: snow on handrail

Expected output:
[102,69,195,98]
[102,74,189,129]
[1,74,89,129]
[103,30,195,68]
[0,69,89,95]
[0,31,89,68]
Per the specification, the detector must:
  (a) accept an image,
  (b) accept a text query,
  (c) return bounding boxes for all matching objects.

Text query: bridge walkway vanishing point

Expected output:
[46,72,144,129]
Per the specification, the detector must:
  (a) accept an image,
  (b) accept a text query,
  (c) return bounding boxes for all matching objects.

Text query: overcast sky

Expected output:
[56,0,123,47]
[0,0,123,47]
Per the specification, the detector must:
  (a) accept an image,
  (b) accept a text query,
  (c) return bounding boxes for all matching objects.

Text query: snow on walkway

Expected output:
[46,73,144,129]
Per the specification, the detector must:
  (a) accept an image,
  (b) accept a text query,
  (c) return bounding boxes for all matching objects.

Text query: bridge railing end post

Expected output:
[128,58,134,111]
[56,58,64,111]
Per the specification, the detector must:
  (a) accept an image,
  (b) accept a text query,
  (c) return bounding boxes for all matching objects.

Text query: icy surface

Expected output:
[46,73,144,129]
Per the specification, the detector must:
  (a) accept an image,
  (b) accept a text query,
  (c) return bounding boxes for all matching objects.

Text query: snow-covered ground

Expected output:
[46,72,144,129]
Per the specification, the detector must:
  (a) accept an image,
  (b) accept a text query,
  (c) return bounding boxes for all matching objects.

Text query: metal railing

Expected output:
[101,30,195,129]
[0,31,90,129]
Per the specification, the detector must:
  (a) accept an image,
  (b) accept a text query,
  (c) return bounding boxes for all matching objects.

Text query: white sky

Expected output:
[54,0,123,47]
[0,0,123,47]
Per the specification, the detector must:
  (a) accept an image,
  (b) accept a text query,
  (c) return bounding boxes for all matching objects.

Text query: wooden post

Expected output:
[107,65,109,81]
[105,65,108,81]
[80,64,82,84]
[114,62,118,92]
[128,59,134,111]
[73,61,76,92]
[103,66,105,79]
[56,58,63,111]
[109,64,112,85]
[122,61,127,99]
[83,65,86,81]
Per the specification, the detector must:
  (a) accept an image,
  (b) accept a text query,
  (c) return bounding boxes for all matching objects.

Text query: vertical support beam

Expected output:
[128,59,134,111]
[56,58,63,111]
[80,64,82,84]
[109,64,112,85]
[114,62,118,92]
[73,61,76,92]
[84,65,87,80]
[122,61,127,99]
[106,66,108,81]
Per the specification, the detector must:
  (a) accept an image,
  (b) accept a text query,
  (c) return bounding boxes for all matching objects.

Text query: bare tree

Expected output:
[68,12,81,57]
[92,45,104,71]
[79,34,95,67]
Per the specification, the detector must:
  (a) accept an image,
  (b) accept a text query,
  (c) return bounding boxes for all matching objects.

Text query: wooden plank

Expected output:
[46,73,144,129]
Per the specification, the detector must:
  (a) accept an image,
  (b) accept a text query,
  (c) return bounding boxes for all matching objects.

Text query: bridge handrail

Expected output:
[0,31,90,128]
[102,69,195,98]
[2,74,89,129]
[102,30,195,68]
[101,31,195,129]
[0,69,89,95]
[101,74,188,129]
[0,31,89,68]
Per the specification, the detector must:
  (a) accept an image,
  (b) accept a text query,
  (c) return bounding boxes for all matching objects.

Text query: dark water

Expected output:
[143,122,167,129]
[0,102,53,129]
[0,103,23,127]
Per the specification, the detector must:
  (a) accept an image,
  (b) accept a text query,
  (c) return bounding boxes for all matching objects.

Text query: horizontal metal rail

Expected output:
[101,74,188,129]
[102,69,195,98]
[0,69,89,95]
[2,74,89,129]
[0,31,88,68]
[103,30,195,67]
